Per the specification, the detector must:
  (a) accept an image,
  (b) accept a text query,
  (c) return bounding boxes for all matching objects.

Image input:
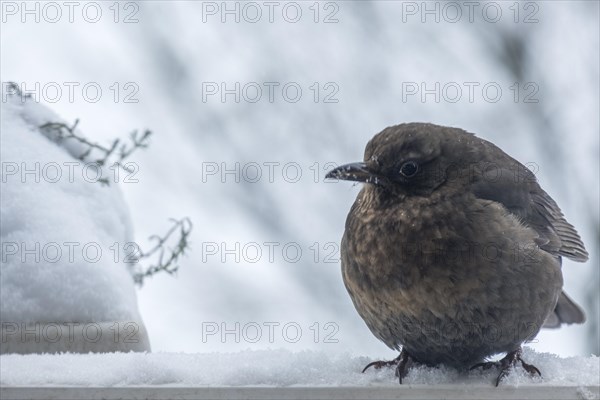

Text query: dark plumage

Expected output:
[327,123,588,385]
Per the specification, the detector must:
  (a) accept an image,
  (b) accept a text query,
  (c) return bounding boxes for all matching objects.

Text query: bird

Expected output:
[326,123,588,386]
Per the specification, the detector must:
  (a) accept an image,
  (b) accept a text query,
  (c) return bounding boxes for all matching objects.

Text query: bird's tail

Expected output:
[543,291,586,328]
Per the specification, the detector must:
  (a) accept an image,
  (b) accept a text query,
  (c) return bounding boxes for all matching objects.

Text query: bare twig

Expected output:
[132,218,193,286]
[39,120,152,174]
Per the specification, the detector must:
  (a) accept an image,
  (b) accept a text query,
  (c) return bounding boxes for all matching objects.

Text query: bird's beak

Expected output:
[326,162,379,184]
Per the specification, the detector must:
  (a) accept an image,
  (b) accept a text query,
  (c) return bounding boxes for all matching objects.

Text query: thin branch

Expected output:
[39,120,152,174]
[132,218,193,286]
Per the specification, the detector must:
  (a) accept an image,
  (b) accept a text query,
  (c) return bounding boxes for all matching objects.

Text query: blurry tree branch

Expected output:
[131,218,193,286]
[39,119,152,178]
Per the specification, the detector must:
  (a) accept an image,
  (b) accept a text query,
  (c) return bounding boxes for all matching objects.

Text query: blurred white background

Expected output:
[1,0,598,358]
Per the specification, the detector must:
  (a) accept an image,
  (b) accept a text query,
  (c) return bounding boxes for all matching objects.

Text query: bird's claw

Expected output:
[361,359,399,373]
[519,359,542,377]
[470,347,541,386]
[362,348,414,384]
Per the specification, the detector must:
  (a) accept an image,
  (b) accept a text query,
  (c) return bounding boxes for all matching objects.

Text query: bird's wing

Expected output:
[471,167,588,262]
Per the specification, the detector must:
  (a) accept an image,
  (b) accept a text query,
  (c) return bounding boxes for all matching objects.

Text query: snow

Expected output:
[0,92,143,325]
[0,348,598,387]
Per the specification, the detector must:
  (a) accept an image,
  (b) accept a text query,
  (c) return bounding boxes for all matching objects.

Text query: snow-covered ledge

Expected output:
[2,385,599,400]
[1,349,598,400]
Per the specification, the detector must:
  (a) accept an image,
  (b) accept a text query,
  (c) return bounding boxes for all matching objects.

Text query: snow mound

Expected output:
[0,91,148,352]
[0,348,598,387]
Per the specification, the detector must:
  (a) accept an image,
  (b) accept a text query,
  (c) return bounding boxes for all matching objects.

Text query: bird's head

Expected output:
[326,123,476,197]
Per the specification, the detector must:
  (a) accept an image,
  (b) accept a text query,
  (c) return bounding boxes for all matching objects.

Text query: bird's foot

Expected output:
[361,357,399,372]
[470,347,541,386]
[362,348,414,384]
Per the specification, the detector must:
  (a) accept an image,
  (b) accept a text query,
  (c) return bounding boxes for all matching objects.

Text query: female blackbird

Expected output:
[327,123,588,385]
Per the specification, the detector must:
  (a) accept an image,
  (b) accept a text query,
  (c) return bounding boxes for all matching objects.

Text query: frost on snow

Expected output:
[0,348,598,388]
[0,90,150,353]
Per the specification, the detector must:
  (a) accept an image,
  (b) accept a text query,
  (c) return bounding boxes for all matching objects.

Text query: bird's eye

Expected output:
[399,161,419,178]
